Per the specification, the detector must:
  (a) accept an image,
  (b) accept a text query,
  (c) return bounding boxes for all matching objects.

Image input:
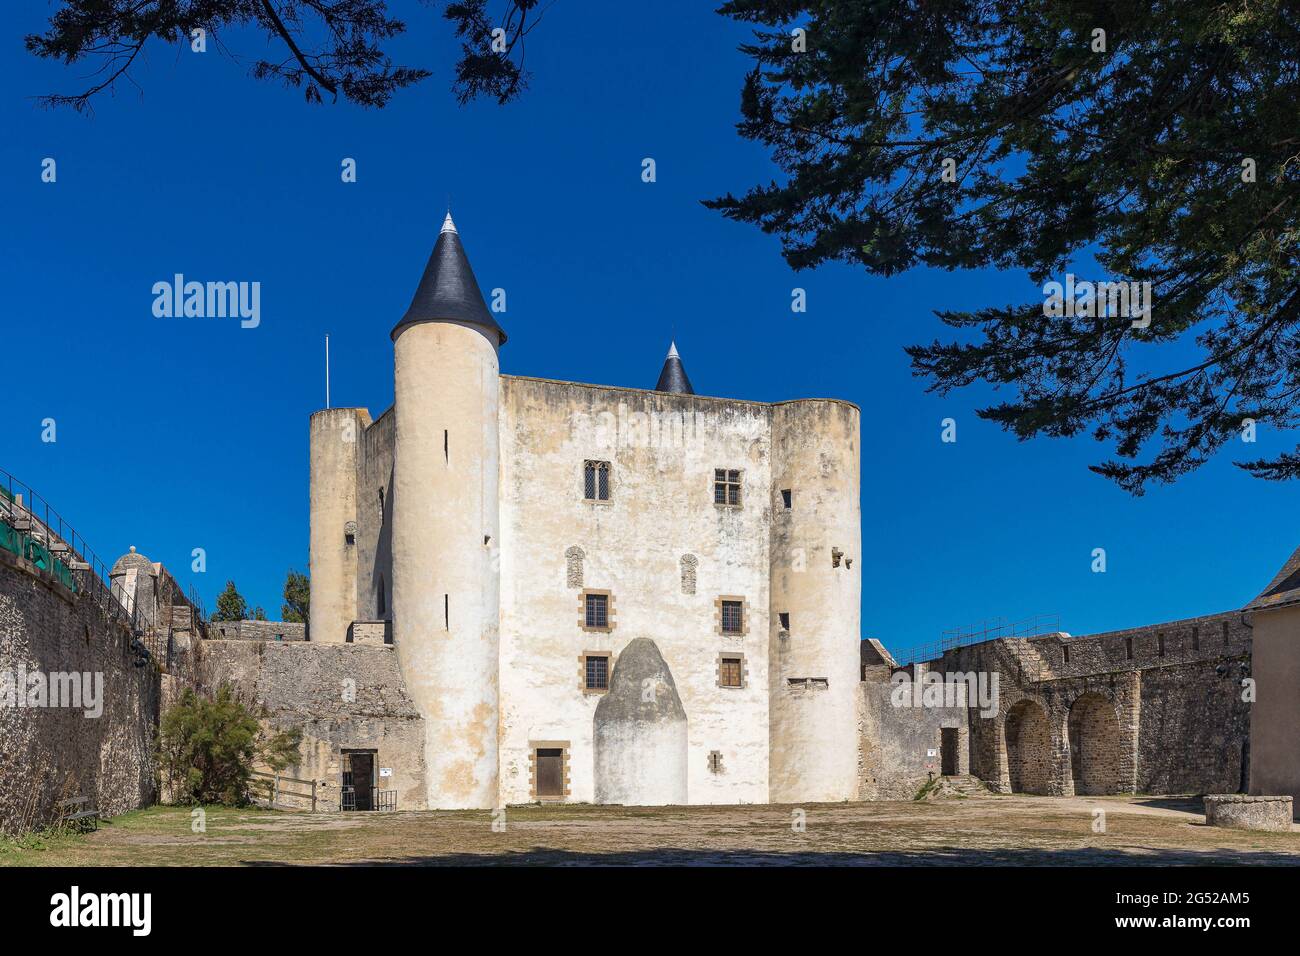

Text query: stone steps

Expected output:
[919,774,993,800]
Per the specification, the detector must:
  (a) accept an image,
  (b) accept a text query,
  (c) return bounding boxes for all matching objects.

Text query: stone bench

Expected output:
[1203,794,1293,832]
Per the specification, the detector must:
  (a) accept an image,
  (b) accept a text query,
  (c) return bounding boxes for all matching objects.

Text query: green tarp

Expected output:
[0,518,79,593]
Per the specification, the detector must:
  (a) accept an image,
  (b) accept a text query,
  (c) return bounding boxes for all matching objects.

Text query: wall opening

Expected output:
[940,727,959,776]
[341,750,376,811]
[1004,699,1051,794]
[1067,693,1122,795]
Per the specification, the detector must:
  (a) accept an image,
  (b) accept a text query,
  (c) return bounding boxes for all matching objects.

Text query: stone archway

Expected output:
[1004,699,1052,794]
[1067,693,1122,795]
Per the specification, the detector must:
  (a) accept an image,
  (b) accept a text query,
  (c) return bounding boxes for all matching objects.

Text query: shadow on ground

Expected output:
[241,845,1300,867]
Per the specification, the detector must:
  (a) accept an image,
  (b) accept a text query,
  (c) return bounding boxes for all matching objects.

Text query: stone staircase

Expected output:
[999,637,1052,684]
[918,774,993,800]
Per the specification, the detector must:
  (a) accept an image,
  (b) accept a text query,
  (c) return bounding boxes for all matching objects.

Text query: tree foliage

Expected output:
[281,569,310,624]
[211,580,248,622]
[710,0,1300,493]
[25,0,543,111]
[158,685,301,806]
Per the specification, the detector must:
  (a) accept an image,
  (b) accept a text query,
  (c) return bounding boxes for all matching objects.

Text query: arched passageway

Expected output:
[1067,693,1122,795]
[1004,699,1052,794]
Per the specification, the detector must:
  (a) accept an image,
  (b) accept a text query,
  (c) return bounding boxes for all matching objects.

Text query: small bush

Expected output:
[158,685,301,806]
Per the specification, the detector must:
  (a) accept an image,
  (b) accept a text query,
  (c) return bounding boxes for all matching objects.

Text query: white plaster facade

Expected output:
[307,217,863,809]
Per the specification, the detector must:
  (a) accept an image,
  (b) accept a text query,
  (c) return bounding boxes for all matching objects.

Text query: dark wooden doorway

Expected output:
[343,751,375,811]
[940,727,959,776]
[535,748,563,798]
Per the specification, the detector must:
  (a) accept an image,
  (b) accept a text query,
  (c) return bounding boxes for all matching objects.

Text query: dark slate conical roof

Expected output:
[391,213,506,346]
[654,341,694,394]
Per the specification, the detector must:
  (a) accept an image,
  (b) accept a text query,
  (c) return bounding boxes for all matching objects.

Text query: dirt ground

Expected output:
[4,793,1299,866]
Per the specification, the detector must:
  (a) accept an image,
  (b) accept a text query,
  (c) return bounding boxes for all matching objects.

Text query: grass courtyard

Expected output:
[3,793,1298,866]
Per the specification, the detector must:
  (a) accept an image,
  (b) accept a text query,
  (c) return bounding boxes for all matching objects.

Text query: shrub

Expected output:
[158,685,301,806]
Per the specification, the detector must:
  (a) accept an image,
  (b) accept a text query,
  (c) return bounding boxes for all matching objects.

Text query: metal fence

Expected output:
[893,613,1062,666]
[0,466,135,628]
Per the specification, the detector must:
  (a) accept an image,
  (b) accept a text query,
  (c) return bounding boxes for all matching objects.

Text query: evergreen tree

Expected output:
[211,580,248,622]
[281,569,310,624]
[709,1,1300,493]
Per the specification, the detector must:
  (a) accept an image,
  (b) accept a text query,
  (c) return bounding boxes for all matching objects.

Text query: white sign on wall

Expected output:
[926,749,937,758]
[379,768,392,777]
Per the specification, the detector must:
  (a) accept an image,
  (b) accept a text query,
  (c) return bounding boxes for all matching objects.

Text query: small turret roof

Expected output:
[110,545,153,576]
[654,340,694,394]
[391,213,506,346]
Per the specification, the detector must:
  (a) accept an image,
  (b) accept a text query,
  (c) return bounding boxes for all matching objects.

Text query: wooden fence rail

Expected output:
[250,770,318,812]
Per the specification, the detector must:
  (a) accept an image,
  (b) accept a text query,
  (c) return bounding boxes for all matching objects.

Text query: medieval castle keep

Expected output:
[306,214,862,808]
[4,216,1300,830]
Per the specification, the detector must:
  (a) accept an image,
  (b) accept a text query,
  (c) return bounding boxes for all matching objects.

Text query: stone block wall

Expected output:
[205,620,307,642]
[858,670,969,800]
[0,550,160,835]
[861,609,1253,800]
[200,638,426,811]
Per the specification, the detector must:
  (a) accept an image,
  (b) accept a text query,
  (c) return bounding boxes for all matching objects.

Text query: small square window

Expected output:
[585,593,608,629]
[778,612,790,631]
[721,600,744,634]
[585,655,609,691]
[713,469,742,507]
[584,460,611,501]
[719,657,742,688]
[781,489,792,509]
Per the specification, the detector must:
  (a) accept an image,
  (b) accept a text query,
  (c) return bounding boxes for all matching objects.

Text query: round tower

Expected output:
[768,399,862,803]
[390,213,505,810]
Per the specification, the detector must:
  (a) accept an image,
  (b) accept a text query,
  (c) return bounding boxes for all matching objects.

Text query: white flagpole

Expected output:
[325,334,331,409]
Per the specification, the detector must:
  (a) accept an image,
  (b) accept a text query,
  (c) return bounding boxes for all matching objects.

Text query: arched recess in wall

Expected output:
[565,546,585,588]
[1067,693,1122,796]
[1004,699,1052,795]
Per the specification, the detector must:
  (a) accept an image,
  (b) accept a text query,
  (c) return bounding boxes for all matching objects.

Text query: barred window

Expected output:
[713,469,741,506]
[585,655,609,691]
[719,657,743,688]
[585,593,609,629]
[721,600,744,634]
[584,460,611,501]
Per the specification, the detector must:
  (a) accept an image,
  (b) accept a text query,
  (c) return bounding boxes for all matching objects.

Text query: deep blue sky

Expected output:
[2,3,1294,657]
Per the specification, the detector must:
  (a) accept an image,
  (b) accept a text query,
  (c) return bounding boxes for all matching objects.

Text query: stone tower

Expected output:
[768,400,863,803]
[390,213,505,809]
[308,406,368,644]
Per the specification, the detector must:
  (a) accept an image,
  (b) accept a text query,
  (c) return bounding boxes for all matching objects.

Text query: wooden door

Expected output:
[535,748,563,798]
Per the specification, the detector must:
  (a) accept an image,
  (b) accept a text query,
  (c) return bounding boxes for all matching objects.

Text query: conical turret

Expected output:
[654,340,693,394]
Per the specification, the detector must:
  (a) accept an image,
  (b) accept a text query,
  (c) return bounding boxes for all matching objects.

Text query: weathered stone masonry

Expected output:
[0,549,158,835]
[861,611,1252,801]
